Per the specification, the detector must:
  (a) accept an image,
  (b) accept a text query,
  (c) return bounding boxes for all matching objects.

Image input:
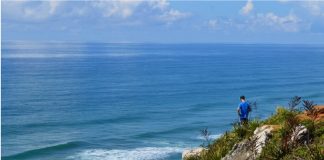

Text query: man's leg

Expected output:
[240,118,248,125]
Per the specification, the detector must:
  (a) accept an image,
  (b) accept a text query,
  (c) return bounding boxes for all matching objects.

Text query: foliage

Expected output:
[284,143,324,160]
[194,120,262,160]
[186,97,323,160]
[199,131,241,160]
[258,137,286,160]
[232,119,262,140]
[259,98,323,160]
[303,100,319,120]
[263,107,298,125]
[200,128,212,148]
[288,96,301,111]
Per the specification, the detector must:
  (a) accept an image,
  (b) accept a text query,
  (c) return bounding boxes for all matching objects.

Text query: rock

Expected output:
[253,125,275,154]
[182,147,205,159]
[221,139,254,160]
[290,125,309,145]
[221,125,275,160]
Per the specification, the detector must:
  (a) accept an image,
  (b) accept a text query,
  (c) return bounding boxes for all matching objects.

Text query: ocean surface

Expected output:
[2,42,324,160]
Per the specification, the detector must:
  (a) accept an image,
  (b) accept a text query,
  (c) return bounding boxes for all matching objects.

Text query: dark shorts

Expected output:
[240,118,248,122]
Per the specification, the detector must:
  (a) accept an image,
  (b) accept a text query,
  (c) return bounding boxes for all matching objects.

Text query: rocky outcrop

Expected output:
[220,125,309,160]
[221,139,254,160]
[182,125,278,160]
[289,125,309,145]
[182,104,322,160]
[221,125,276,160]
[182,147,206,159]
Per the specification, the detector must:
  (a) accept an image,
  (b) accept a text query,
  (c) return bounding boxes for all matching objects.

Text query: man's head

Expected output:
[240,96,245,102]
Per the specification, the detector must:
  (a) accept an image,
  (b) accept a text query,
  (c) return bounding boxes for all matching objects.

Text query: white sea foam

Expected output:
[196,134,222,140]
[67,147,184,160]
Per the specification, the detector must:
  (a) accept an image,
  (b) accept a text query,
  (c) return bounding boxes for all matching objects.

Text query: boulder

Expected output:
[221,139,254,160]
[221,125,276,160]
[253,125,275,154]
[290,125,309,145]
[182,147,205,159]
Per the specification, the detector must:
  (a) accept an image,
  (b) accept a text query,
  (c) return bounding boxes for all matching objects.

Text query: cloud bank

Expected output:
[2,0,190,24]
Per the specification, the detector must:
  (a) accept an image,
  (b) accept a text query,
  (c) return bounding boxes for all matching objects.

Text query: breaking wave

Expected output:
[67,147,184,160]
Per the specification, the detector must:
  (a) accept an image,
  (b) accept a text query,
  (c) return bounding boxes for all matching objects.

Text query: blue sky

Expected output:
[2,0,324,43]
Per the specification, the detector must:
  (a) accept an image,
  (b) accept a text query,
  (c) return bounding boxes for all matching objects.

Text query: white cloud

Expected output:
[207,19,218,28]
[206,18,238,31]
[91,0,142,18]
[49,0,60,14]
[240,0,254,15]
[157,9,190,24]
[302,1,324,16]
[2,0,62,21]
[278,1,324,17]
[255,12,301,32]
[91,0,189,24]
[207,12,302,33]
[148,0,169,11]
[2,0,189,25]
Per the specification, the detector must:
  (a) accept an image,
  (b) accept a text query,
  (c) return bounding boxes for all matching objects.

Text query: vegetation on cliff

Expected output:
[185,97,324,160]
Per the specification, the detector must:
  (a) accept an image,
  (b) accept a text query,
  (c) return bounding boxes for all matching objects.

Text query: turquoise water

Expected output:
[2,42,324,160]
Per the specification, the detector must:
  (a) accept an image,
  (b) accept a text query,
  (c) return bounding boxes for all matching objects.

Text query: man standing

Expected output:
[237,96,251,124]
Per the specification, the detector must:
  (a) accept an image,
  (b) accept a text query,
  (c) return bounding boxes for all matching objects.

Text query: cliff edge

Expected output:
[183,101,324,160]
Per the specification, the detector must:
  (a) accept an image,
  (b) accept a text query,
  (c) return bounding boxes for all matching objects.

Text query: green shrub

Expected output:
[199,131,241,160]
[264,107,299,125]
[188,98,324,160]
[288,144,324,160]
[258,132,286,160]
[314,121,324,139]
[194,120,262,160]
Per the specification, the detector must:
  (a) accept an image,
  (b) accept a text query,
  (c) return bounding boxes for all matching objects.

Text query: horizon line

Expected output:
[2,40,324,45]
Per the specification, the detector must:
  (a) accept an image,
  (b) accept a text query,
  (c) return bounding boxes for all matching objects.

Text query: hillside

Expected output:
[183,97,324,160]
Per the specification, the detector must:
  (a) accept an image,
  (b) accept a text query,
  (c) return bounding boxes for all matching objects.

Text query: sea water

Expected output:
[2,42,324,160]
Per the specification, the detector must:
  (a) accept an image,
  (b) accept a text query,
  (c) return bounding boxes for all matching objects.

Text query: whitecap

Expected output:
[196,134,222,140]
[67,147,184,160]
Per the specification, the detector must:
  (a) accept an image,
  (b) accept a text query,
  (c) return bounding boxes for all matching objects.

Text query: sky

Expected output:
[2,0,324,44]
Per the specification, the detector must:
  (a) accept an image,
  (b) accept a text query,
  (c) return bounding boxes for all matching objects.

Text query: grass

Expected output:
[186,119,262,160]
[185,97,324,160]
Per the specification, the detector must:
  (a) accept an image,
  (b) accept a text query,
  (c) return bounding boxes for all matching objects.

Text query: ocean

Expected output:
[2,42,324,160]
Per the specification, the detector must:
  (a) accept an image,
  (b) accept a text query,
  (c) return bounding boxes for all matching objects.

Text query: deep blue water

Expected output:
[2,42,324,160]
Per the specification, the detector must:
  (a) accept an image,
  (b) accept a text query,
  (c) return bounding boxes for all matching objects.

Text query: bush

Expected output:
[288,96,302,111]
[188,97,323,160]
[199,131,241,160]
[258,137,285,160]
[264,107,298,125]
[194,120,262,160]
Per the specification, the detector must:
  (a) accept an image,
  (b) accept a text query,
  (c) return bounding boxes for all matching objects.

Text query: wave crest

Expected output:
[67,147,184,160]
[196,134,222,140]
[3,141,86,160]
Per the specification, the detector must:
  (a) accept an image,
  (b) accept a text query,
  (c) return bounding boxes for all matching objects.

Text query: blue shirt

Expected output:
[238,101,250,119]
